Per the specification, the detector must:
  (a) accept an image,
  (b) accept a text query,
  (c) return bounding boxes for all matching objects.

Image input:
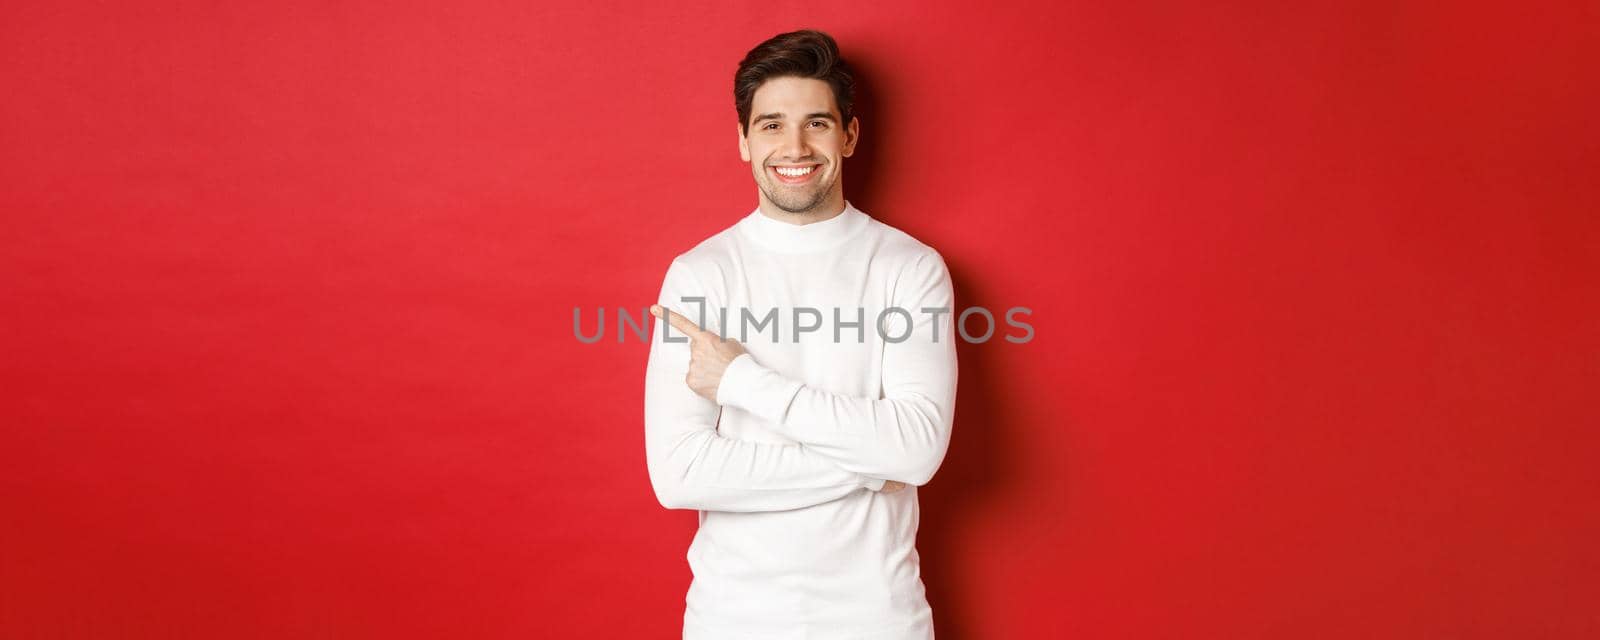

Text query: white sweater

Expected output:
[643,200,959,639]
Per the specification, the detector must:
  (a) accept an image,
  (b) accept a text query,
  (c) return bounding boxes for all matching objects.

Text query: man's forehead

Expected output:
[751,78,839,119]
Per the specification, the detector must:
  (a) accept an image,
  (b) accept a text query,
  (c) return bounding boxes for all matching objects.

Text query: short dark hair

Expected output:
[734,29,855,137]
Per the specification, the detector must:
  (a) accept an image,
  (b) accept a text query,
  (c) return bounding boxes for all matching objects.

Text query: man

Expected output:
[643,29,958,639]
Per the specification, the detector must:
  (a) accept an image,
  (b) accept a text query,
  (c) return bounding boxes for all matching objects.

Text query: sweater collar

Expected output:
[737,200,870,254]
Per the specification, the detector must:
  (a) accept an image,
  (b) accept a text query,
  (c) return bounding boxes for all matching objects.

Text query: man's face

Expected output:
[738,76,860,215]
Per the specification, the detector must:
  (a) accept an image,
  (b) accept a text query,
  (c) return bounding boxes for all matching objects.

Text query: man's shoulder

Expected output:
[655,216,744,298]
[863,215,948,273]
[668,218,742,271]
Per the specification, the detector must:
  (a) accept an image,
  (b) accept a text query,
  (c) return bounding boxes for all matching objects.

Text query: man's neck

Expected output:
[757,195,846,226]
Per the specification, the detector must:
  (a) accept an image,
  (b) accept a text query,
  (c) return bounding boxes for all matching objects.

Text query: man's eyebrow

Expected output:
[752,112,839,124]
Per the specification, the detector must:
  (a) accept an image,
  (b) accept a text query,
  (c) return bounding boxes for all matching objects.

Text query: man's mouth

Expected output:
[769,163,820,185]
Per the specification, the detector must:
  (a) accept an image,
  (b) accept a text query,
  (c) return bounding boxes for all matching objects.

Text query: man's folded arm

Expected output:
[714,251,959,487]
[644,259,883,513]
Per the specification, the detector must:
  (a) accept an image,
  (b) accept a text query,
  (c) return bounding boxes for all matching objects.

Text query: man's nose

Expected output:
[780,127,809,159]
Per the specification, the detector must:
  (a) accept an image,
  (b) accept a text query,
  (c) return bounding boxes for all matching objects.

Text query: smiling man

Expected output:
[643,29,958,639]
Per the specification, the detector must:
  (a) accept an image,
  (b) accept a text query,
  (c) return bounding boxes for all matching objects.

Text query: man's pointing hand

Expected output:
[651,304,748,403]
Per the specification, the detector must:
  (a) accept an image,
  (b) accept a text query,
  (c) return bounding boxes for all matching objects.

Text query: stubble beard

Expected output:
[760,166,834,215]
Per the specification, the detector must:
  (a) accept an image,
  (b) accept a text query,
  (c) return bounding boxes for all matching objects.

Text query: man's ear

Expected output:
[843,116,860,158]
[736,121,750,163]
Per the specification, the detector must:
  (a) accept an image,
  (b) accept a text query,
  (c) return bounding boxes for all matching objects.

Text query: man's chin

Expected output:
[765,188,826,214]
[775,199,822,214]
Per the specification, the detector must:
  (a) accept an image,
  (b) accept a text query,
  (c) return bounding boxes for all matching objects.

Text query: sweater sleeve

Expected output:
[644,258,883,513]
[714,250,959,486]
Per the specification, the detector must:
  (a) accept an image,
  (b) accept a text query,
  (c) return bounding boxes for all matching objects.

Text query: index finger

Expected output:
[650,304,707,340]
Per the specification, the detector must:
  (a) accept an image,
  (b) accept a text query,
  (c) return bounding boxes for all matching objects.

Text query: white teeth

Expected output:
[775,165,815,177]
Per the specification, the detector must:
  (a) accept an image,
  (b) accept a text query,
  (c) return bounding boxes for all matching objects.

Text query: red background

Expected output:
[3,1,1596,637]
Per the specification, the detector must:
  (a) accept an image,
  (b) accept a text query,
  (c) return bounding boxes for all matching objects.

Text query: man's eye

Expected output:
[764,123,778,130]
[809,121,827,128]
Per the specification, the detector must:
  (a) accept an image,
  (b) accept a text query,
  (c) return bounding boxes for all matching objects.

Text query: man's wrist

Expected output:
[714,352,803,422]
[714,352,757,407]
